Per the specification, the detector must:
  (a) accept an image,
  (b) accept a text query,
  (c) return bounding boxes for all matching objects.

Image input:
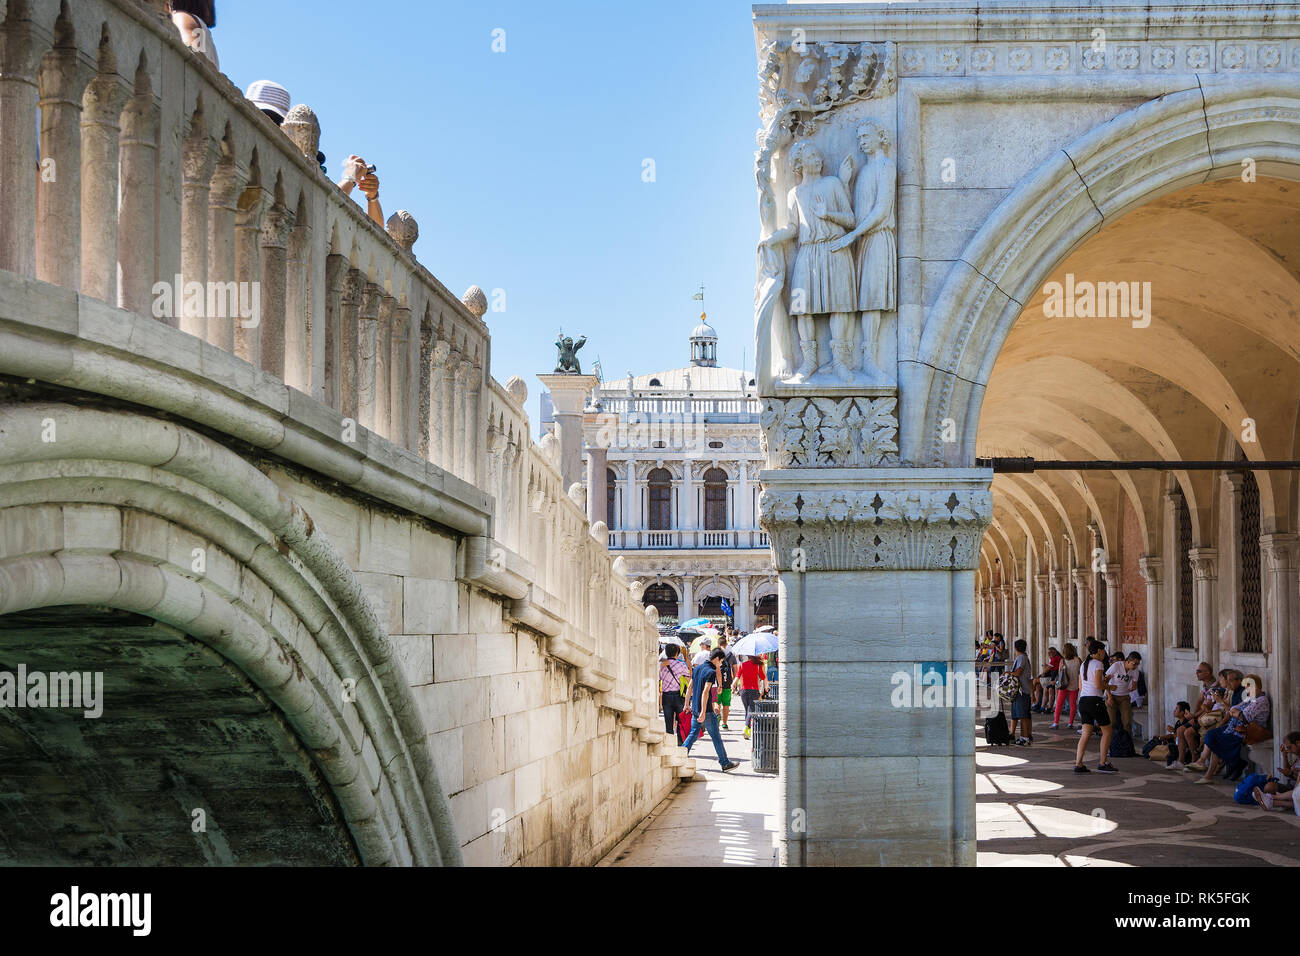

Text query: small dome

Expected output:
[689,311,718,367]
[691,321,717,339]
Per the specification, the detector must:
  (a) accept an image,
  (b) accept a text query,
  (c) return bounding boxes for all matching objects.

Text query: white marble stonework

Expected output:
[754,0,1300,866]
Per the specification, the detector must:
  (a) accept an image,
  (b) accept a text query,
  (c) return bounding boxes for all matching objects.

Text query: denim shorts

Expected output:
[1009,692,1032,719]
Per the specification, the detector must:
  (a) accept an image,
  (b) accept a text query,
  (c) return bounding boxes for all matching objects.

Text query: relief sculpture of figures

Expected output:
[832,121,897,384]
[759,140,858,383]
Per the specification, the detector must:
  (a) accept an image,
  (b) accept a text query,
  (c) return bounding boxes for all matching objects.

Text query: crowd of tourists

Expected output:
[658,627,779,773]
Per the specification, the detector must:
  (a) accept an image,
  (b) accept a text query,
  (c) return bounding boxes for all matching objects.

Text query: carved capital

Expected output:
[340,269,364,306]
[259,202,296,248]
[760,395,899,468]
[81,72,129,127]
[1070,568,1091,589]
[1050,570,1068,589]
[359,282,382,321]
[1259,533,1300,573]
[1138,554,1162,585]
[1102,564,1121,589]
[1012,581,1026,598]
[758,468,990,571]
[209,162,243,209]
[1189,547,1219,581]
[236,186,268,230]
[431,339,452,368]
[1034,573,1050,593]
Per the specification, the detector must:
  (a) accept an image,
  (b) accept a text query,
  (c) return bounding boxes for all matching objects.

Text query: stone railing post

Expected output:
[323,253,347,410]
[339,269,364,421]
[179,111,216,339]
[0,3,40,278]
[259,197,296,379]
[375,292,396,438]
[439,340,459,469]
[390,299,411,449]
[234,181,267,364]
[357,281,381,432]
[285,205,312,395]
[118,62,159,319]
[80,67,127,304]
[36,32,89,290]
[206,159,242,352]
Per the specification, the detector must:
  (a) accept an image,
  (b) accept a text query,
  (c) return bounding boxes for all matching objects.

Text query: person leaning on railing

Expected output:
[165,0,218,68]
[338,155,385,227]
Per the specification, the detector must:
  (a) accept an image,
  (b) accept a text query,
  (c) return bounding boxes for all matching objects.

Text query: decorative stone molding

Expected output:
[1189,548,1219,581]
[1012,581,1026,598]
[889,40,1298,78]
[386,210,419,254]
[1070,568,1091,589]
[1138,554,1163,584]
[461,285,488,317]
[1260,534,1300,572]
[1102,565,1122,589]
[758,468,990,571]
[760,395,899,468]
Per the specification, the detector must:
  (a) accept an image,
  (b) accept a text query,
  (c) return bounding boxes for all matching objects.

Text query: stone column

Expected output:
[761,467,992,866]
[537,373,601,491]
[36,42,86,290]
[375,293,395,439]
[738,574,752,632]
[1071,568,1090,641]
[455,358,473,479]
[179,119,215,339]
[207,163,242,353]
[259,201,295,379]
[439,342,458,468]
[679,576,694,625]
[1034,575,1050,647]
[1000,585,1012,637]
[285,211,313,395]
[738,460,751,533]
[1260,534,1300,738]
[1013,582,1026,643]
[622,460,637,532]
[1051,570,1068,642]
[322,253,347,410]
[1138,555,1164,725]
[0,9,38,278]
[234,185,267,364]
[1102,565,1122,648]
[1189,548,1219,670]
[118,77,159,318]
[682,458,697,538]
[390,300,411,448]
[357,282,381,432]
[586,445,608,527]
[339,269,363,422]
[80,72,126,304]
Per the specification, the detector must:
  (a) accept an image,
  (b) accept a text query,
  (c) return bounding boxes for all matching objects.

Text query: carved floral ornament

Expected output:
[760,395,898,468]
[758,486,992,572]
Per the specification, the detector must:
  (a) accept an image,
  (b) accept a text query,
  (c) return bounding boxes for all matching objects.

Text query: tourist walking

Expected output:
[716,635,739,730]
[659,645,691,744]
[1074,640,1119,774]
[737,655,767,738]
[683,649,740,772]
[1052,643,1081,729]
[1009,639,1033,745]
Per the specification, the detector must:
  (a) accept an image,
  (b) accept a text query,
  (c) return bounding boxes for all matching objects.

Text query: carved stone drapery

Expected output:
[760,394,898,467]
[758,468,990,571]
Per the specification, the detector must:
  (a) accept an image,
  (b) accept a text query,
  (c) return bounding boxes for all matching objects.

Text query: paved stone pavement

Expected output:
[600,712,778,867]
[977,718,1300,866]
[603,709,1300,867]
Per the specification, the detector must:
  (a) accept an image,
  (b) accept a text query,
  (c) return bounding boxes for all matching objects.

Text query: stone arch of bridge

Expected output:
[0,402,459,865]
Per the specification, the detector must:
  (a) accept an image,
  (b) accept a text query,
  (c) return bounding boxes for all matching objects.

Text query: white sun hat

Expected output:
[245,80,291,121]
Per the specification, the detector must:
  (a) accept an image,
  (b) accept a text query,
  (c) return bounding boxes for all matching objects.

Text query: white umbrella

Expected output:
[733,631,778,657]
[658,635,687,648]
[755,625,777,634]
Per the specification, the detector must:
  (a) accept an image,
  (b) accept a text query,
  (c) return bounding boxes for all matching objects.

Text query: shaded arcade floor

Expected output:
[977,720,1300,866]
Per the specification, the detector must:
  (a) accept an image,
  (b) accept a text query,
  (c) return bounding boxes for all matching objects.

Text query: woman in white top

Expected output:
[1074,640,1120,774]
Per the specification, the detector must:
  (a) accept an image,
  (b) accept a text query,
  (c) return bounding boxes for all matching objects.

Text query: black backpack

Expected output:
[984,711,1012,746]
[1109,724,1136,758]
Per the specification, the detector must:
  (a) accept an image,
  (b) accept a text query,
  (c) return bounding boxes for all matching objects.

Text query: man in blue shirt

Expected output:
[683,649,740,772]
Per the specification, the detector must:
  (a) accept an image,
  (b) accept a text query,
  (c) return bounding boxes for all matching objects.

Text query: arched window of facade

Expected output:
[1238,468,1262,653]
[643,583,678,621]
[703,467,728,531]
[606,468,617,529]
[1177,492,1194,649]
[648,468,672,531]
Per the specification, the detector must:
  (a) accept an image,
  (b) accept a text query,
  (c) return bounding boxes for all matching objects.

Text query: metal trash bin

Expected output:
[753,698,779,715]
[751,712,779,775]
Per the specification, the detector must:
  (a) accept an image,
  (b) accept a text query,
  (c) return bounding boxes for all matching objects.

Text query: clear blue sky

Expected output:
[217,0,763,427]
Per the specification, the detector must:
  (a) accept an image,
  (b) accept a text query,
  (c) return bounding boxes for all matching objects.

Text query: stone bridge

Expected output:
[0,0,686,865]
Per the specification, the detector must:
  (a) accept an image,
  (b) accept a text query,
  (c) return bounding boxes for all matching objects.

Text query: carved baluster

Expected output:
[180,105,216,338]
[375,291,395,438]
[427,337,450,466]
[339,268,363,421]
[80,58,126,304]
[323,253,347,410]
[357,281,381,432]
[454,356,473,479]
[390,298,411,448]
[234,177,266,364]
[0,0,40,278]
[36,10,87,290]
[284,195,311,393]
[440,341,459,468]
[206,157,241,352]
[259,190,295,379]
[118,57,158,318]
[415,306,433,457]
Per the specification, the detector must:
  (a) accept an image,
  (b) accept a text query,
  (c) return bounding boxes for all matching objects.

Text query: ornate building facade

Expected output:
[567,319,778,629]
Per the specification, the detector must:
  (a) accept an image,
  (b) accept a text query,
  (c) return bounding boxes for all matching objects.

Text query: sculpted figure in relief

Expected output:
[832,121,896,384]
[759,140,858,383]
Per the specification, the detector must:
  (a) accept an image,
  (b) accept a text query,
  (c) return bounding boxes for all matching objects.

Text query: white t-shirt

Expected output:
[692,650,711,668]
[1106,661,1134,697]
[1079,658,1107,699]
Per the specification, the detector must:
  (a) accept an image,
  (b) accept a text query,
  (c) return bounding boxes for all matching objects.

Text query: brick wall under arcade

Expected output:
[1121,500,1147,642]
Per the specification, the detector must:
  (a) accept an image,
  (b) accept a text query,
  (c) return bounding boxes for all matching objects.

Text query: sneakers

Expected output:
[1167,761,1185,771]
[1253,787,1274,810]
[722,724,730,731]
[1050,723,1059,730]
[1097,763,1119,773]
[744,726,751,739]
[1014,737,1031,746]
[721,760,741,773]
[1074,765,1090,774]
